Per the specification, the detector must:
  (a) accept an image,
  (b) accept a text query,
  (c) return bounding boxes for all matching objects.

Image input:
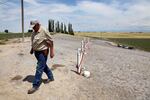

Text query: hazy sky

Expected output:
[0,0,150,32]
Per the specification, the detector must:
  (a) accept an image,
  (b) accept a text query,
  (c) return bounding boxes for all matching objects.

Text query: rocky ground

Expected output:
[0,34,150,100]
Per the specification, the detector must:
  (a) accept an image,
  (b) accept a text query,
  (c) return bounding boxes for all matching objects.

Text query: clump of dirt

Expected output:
[11,75,23,81]
[12,39,21,43]
[0,41,6,45]
[18,52,24,56]
[51,64,65,70]
[60,53,64,55]
[4,39,9,41]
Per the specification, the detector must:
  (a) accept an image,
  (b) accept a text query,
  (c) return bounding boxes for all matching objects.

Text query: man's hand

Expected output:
[30,48,34,54]
[50,46,54,58]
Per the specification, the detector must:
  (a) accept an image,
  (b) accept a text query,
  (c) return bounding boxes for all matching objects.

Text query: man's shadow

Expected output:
[23,75,35,83]
[23,75,48,84]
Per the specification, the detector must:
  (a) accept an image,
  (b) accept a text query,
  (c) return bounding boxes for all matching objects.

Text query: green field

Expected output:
[75,32,150,39]
[75,32,150,52]
[108,38,150,52]
[0,32,31,40]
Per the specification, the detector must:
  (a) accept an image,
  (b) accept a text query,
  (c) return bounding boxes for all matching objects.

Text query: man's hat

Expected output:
[30,20,40,28]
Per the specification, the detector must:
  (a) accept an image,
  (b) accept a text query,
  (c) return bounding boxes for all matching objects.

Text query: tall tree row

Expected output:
[48,19,54,32]
[55,21,60,33]
[48,19,74,35]
[60,23,64,33]
[64,24,67,34]
[68,23,74,35]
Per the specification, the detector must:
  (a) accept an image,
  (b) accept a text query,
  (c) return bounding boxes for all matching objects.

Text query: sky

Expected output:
[0,0,150,32]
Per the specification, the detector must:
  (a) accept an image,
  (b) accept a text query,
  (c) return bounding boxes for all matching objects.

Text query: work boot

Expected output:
[28,87,38,94]
[43,78,54,84]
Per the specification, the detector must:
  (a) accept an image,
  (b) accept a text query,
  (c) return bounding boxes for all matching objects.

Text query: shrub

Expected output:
[4,29,8,33]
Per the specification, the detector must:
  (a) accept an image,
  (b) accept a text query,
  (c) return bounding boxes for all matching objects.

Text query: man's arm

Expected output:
[46,39,53,48]
[44,28,54,58]
[30,48,34,54]
[30,33,34,54]
[46,39,54,58]
[44,28,52,41]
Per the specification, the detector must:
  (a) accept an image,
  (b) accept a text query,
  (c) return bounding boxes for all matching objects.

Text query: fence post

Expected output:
[81,40,84,52]
[77,48,81,74]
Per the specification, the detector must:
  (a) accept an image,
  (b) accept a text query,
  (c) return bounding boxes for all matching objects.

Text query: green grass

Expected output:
[108,38,150,52]
[0,33,31,40]
[75,32,150,52]
[75,32,150,39]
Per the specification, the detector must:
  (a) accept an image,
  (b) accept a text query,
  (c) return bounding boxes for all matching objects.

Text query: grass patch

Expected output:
[75,32,150,52]
[0,33,31,40]
[75,32,150,39]
[108,38,150,52]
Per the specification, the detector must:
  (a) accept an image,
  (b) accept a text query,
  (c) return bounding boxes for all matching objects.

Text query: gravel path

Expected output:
[0,34,150,100]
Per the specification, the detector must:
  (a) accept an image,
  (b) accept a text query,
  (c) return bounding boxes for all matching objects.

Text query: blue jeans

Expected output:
[33,50,54,88]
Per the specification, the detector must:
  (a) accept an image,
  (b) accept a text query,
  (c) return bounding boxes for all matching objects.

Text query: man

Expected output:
[28,20,54,94]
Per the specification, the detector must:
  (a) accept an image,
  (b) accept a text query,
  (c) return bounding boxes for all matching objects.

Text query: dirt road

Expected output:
[0,34,150,100]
